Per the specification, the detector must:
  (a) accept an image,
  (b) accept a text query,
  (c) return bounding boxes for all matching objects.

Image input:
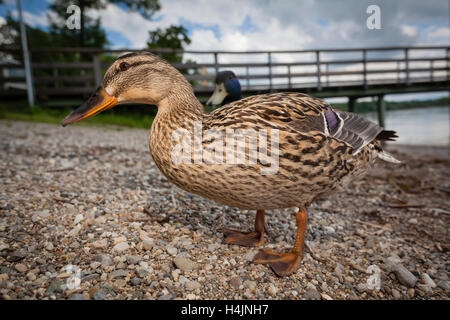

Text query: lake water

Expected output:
[362,106,449,146]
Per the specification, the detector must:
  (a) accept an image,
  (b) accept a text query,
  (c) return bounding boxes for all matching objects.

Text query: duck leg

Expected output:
[253,209,308,277]
[218,210,268,247]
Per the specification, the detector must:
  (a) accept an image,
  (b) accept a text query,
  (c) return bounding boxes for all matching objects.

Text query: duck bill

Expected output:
[61,87,118,126]
[206,83,227,106]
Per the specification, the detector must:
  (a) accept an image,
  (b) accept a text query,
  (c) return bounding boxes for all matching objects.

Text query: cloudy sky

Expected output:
[0,0,449,100]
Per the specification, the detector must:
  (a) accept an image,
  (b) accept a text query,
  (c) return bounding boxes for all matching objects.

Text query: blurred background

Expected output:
[0,0,449,147]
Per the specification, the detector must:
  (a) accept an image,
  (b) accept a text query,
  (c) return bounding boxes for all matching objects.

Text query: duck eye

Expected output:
[119,62,130,71]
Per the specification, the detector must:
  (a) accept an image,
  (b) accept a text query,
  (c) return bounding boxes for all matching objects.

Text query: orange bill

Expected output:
[61,87,118,126]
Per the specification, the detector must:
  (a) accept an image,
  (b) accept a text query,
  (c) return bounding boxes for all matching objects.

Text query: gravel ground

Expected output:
[0,120,449,300]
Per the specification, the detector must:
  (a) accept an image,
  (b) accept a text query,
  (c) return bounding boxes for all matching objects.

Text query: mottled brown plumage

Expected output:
[62,52,400,277]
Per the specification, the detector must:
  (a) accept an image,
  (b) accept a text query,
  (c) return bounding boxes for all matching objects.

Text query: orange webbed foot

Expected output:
[218,228,264,247]
[253,249,303,277]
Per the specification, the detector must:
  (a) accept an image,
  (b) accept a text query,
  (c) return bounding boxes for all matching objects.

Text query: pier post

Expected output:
[376,94,386,128]
[348,97,356,113]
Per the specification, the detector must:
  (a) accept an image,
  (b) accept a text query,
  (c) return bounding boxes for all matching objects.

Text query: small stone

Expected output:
[173,256,197,271]
[186,293,196,300]
[15,263,27,273]
[115,279,127,287]
[110,269,129,279]
[46,279,63,295]
[69,293,88,300]
[407,288,415,299]
[93,254,113,267]
[304,283,321,300]
[242,251,256,261]
[74,214,84,224]
[92,239,108,249]
[422,273,436,288]
[93,290,107,300]
[392,288,402,300]
[178,275,189,285]
[126,255,142,265]
[356,283,367,293]
[323,226,335,234]
[229,276,242,289]
[90,262,101,269]
[243,280,257,291]
[185,280,201,291]
[113,242,129,252]
[267,285,278,296]
[142,240,153,251]
[45,242,54,251]
[166,247,178,256]
[393,265,417,288]
[113,236,127,244]
[408,218,418,224]
[131,278,141,286]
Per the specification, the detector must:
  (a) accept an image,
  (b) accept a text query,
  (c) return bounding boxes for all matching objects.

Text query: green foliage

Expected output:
[0,103,155,129]
[147,25,191,63]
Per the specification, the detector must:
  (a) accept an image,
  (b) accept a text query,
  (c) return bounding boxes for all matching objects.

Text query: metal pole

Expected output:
[17,0,35,107]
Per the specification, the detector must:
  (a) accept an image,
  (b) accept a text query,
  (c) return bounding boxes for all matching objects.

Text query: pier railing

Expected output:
[0,45,449,98]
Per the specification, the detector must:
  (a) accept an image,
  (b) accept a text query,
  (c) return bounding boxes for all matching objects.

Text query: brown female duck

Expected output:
[62,52,399,277]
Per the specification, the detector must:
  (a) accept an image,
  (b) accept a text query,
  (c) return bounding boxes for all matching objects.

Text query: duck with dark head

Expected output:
[206,71,242,107]
[62,51,399,277]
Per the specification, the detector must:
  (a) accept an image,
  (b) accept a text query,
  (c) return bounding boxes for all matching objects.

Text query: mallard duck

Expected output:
[206,71,242,107]
[61,52,399,277]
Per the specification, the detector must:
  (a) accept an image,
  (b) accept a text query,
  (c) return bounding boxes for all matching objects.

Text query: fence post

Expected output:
[17,0,35,107]
[287,65,292,89]
[363,49,367,89]
[325,63,329,87]
[447,48,449,81]
[316,50,322,91]
[93,54,102,87]
[246,65,249,89]
[214,52,219,74]
[405,48,410,85]
[376,94,386,128]
[268,52,273,92]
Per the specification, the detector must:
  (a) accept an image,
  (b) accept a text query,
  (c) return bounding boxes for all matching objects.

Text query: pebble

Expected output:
[304,283,321,300]
[126,255,142,265]
[74,214,84,225]
[69,293,88,300]
[267,285,278,296]
[186,280,201,291]
[93,254,113,267]
[229,277,242,289]
[93,290,107,300]
[422,273,436,288]
[392,288,402,300]
[393,265,417,288]
[131,278,141,286]
[356,283,367,293]
[92,239,108,249]
[243,280,257,291]
[173,256,196,271]
[407,288,415,299]
[15,264,28,273]
[166,247,178,256]
[110,269,129,279]
[113,242,130,252]
[142,240,153,251]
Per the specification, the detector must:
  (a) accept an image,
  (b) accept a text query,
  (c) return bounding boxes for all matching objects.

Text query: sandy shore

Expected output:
[0,120,448,300]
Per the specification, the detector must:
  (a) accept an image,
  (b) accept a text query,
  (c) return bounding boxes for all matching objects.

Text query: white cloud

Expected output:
[428,27,450,39]
[11,9,49,27]
[401,25,417,37]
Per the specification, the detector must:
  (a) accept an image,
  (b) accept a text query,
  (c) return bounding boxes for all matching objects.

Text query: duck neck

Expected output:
[149,79,204,169]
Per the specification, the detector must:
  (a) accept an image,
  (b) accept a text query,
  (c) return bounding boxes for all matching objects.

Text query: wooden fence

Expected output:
[0,45,449,98]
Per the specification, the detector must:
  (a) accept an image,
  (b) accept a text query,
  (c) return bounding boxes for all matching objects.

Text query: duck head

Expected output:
[61,52,193,126]
[206,71,242,107]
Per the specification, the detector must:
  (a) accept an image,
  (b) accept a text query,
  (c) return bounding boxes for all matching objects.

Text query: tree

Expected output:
[48,0,161,49]
[147,25,191,63]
